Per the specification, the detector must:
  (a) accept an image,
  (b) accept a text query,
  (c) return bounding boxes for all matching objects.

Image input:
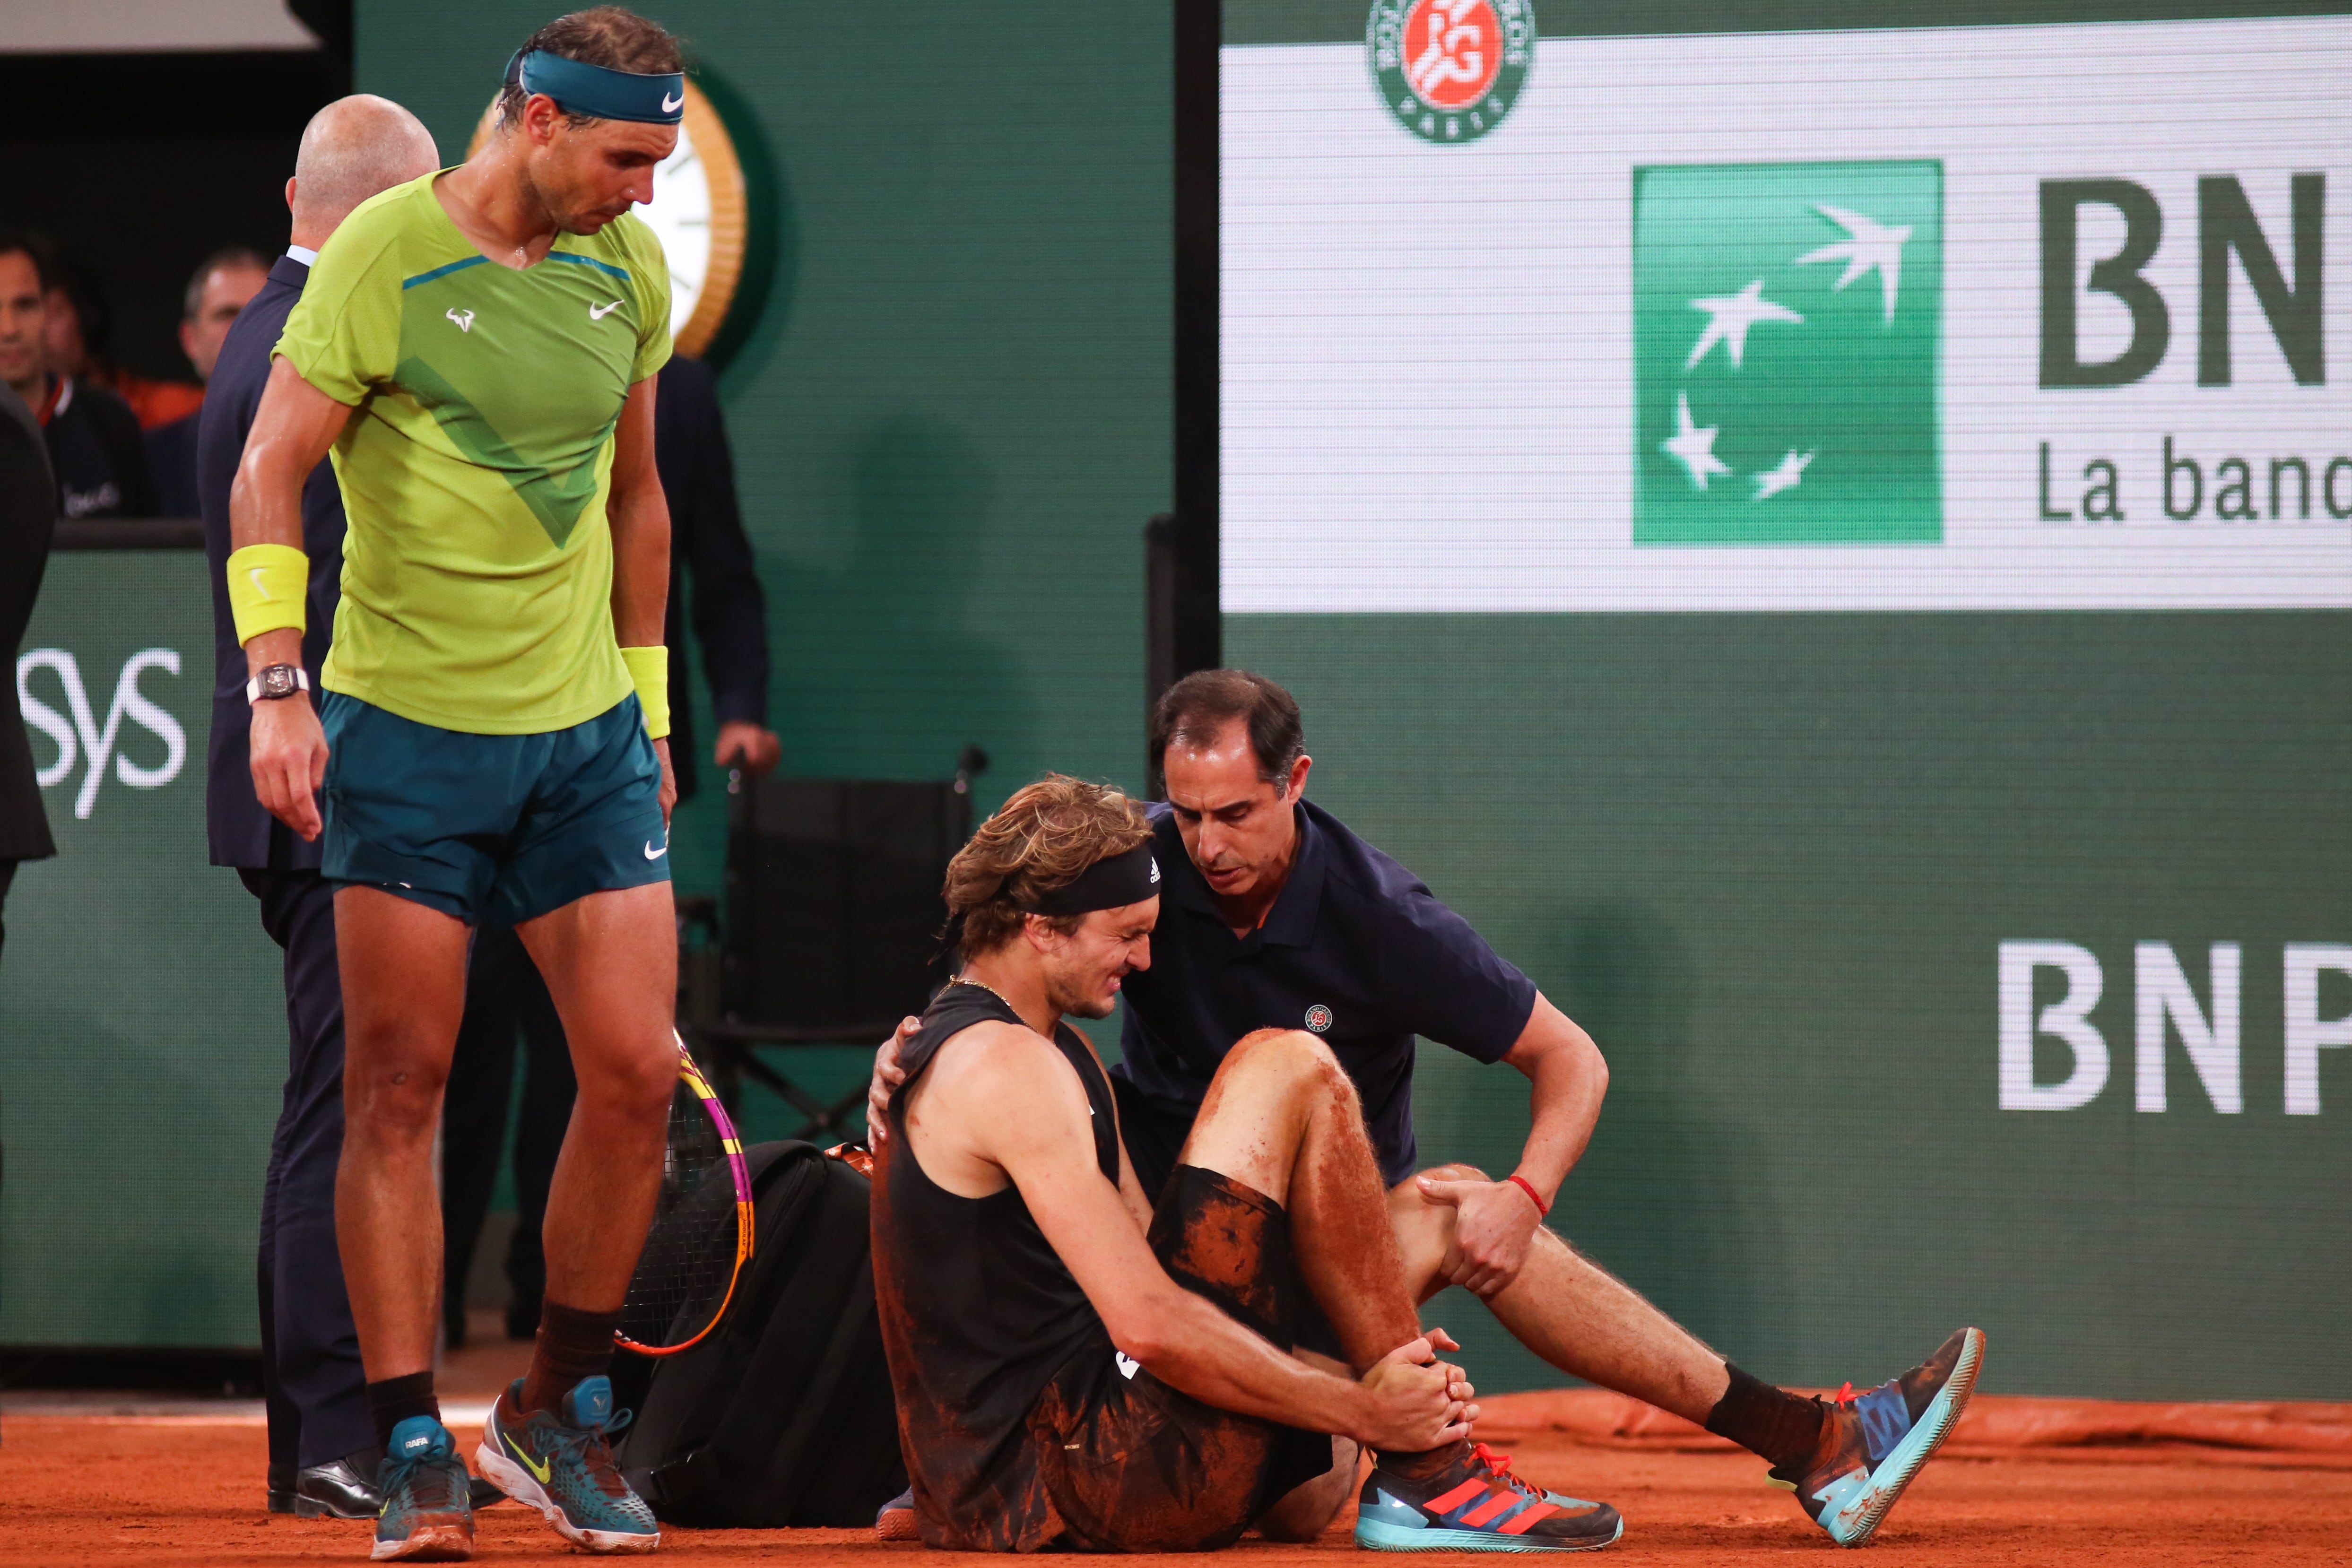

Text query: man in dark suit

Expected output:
[197,94,440,1520]
[654,352,779,800]
[0,377,58,953]
[438,348,780,1348]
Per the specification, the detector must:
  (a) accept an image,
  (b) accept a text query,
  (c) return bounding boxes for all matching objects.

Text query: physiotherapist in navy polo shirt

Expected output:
[874,670,1980,1544]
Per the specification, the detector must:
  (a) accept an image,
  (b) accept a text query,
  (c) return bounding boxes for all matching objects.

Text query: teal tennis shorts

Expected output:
[320,692,669,927]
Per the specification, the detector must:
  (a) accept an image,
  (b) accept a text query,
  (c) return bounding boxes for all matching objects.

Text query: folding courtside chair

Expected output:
[678,751,983,1140]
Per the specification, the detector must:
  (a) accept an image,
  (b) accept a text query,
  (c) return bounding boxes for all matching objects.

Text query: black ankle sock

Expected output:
[365,1371,441,1449]
[1379,1441,1468,1481]
[1704,1363,1825,1472]
[520,1299,622,1414]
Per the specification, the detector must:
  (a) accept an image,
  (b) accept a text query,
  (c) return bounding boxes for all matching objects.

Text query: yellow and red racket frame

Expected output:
[613,1031,756,1356]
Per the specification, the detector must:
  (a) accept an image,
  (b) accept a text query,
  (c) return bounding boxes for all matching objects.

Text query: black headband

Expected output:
[1015,843,1161,916]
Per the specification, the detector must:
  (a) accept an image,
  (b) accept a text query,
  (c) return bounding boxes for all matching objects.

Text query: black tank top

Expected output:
[869,980,1123,1550]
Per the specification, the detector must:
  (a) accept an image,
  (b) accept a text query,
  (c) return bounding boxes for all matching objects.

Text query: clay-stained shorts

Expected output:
[1028,1165,1335,1552]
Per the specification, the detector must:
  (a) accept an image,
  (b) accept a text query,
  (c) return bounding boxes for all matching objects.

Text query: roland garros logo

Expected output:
[1368,0,1534,145]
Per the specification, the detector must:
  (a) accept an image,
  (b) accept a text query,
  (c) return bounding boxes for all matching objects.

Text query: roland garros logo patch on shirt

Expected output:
[1305,1005,1335,1033]
[1367,0,1534,145]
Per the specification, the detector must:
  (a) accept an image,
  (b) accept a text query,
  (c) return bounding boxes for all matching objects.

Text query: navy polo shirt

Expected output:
[1113,798,1537,1187]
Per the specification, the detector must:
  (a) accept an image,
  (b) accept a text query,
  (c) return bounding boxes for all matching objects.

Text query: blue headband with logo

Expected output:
[508,49,684,124]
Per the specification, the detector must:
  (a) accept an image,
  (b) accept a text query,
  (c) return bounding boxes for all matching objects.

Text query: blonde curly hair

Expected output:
[945,774,1154,960]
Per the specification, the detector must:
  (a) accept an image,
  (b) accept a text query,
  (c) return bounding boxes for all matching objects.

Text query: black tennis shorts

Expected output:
[1111,1077,1349,1361]
[1026,1164,1335,1552]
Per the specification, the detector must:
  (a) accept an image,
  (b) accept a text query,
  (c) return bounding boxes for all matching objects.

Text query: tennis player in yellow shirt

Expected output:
[228,8,695,1557]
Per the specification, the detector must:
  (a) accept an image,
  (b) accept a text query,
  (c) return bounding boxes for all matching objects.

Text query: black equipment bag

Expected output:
[610,1140,906,1526]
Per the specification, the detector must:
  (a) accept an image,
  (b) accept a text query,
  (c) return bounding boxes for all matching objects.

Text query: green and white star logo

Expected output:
[1632,159,1944,545]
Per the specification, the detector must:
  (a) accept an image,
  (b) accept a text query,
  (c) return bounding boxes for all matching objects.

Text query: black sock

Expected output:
[519,1299,622,1414]
[365,1371,441,1449]
[1704,1362,1825,1472]
[1377,1441,1468,1481]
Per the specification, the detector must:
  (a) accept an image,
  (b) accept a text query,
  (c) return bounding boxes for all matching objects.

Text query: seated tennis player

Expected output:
[871,774,1624,1553]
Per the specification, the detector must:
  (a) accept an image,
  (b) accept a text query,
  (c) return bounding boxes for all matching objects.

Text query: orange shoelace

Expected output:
[1472,1442,1541,1497]
[1830,1382,1860,1405]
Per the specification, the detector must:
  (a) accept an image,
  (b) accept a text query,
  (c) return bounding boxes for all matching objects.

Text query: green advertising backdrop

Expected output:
[2,552,287,1345]
[1227,612,2352,1402]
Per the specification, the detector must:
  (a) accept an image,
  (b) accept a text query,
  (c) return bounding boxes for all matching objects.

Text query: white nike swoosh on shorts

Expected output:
[644,842,668,860]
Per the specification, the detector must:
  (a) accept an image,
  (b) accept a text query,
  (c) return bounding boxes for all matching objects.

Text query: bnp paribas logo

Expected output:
[1633,159,1944,545]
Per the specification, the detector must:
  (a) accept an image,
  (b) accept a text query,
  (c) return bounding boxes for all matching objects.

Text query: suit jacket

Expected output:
[0,380,59,862]
[200,253,343,870]
[147,409,201,520]
[655,354,771,803]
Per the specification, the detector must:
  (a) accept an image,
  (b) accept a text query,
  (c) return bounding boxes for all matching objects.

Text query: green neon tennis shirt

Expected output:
[275,170,672,734]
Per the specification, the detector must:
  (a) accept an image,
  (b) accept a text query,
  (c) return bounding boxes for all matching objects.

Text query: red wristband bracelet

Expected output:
[1506,1174,1549,1218]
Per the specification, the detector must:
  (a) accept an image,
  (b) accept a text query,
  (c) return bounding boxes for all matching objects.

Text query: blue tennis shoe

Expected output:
[875,1485,919,1542]
[372,1416,474,1561]
[474,1376,659,1555]
[1356,1441,1622,1552]
[1772,1327,1985,1547]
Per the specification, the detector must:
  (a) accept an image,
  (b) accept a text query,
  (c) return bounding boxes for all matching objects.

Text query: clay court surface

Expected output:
[5,1386,2348,1567]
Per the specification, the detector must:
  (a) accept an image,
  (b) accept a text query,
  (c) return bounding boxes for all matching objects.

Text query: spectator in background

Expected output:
[42,250,205,430]
[195,97,443,1522]
[149,249,272,517]
[439,349,781,1344]
[0,235,155,520]
[0,374,58,962]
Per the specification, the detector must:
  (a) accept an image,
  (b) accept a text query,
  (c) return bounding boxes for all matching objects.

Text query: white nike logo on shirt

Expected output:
[590,300,624,321]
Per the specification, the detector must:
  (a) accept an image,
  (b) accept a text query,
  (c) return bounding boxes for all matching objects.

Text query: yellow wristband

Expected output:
[226,544,309,645]
[620,645,670,740]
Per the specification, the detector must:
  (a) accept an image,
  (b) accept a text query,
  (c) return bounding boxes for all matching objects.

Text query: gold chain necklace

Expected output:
[949,975,1040,1034]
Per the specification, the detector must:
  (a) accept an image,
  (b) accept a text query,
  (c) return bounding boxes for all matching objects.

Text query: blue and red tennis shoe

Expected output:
[1771,1326,1986,1547]
[1355,1440,1623,1552]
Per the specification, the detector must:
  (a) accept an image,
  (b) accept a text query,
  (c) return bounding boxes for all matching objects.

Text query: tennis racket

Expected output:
[615,1032,755,1355]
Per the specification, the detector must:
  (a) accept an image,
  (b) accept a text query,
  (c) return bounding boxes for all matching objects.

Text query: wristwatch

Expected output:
[246,664,310,703]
